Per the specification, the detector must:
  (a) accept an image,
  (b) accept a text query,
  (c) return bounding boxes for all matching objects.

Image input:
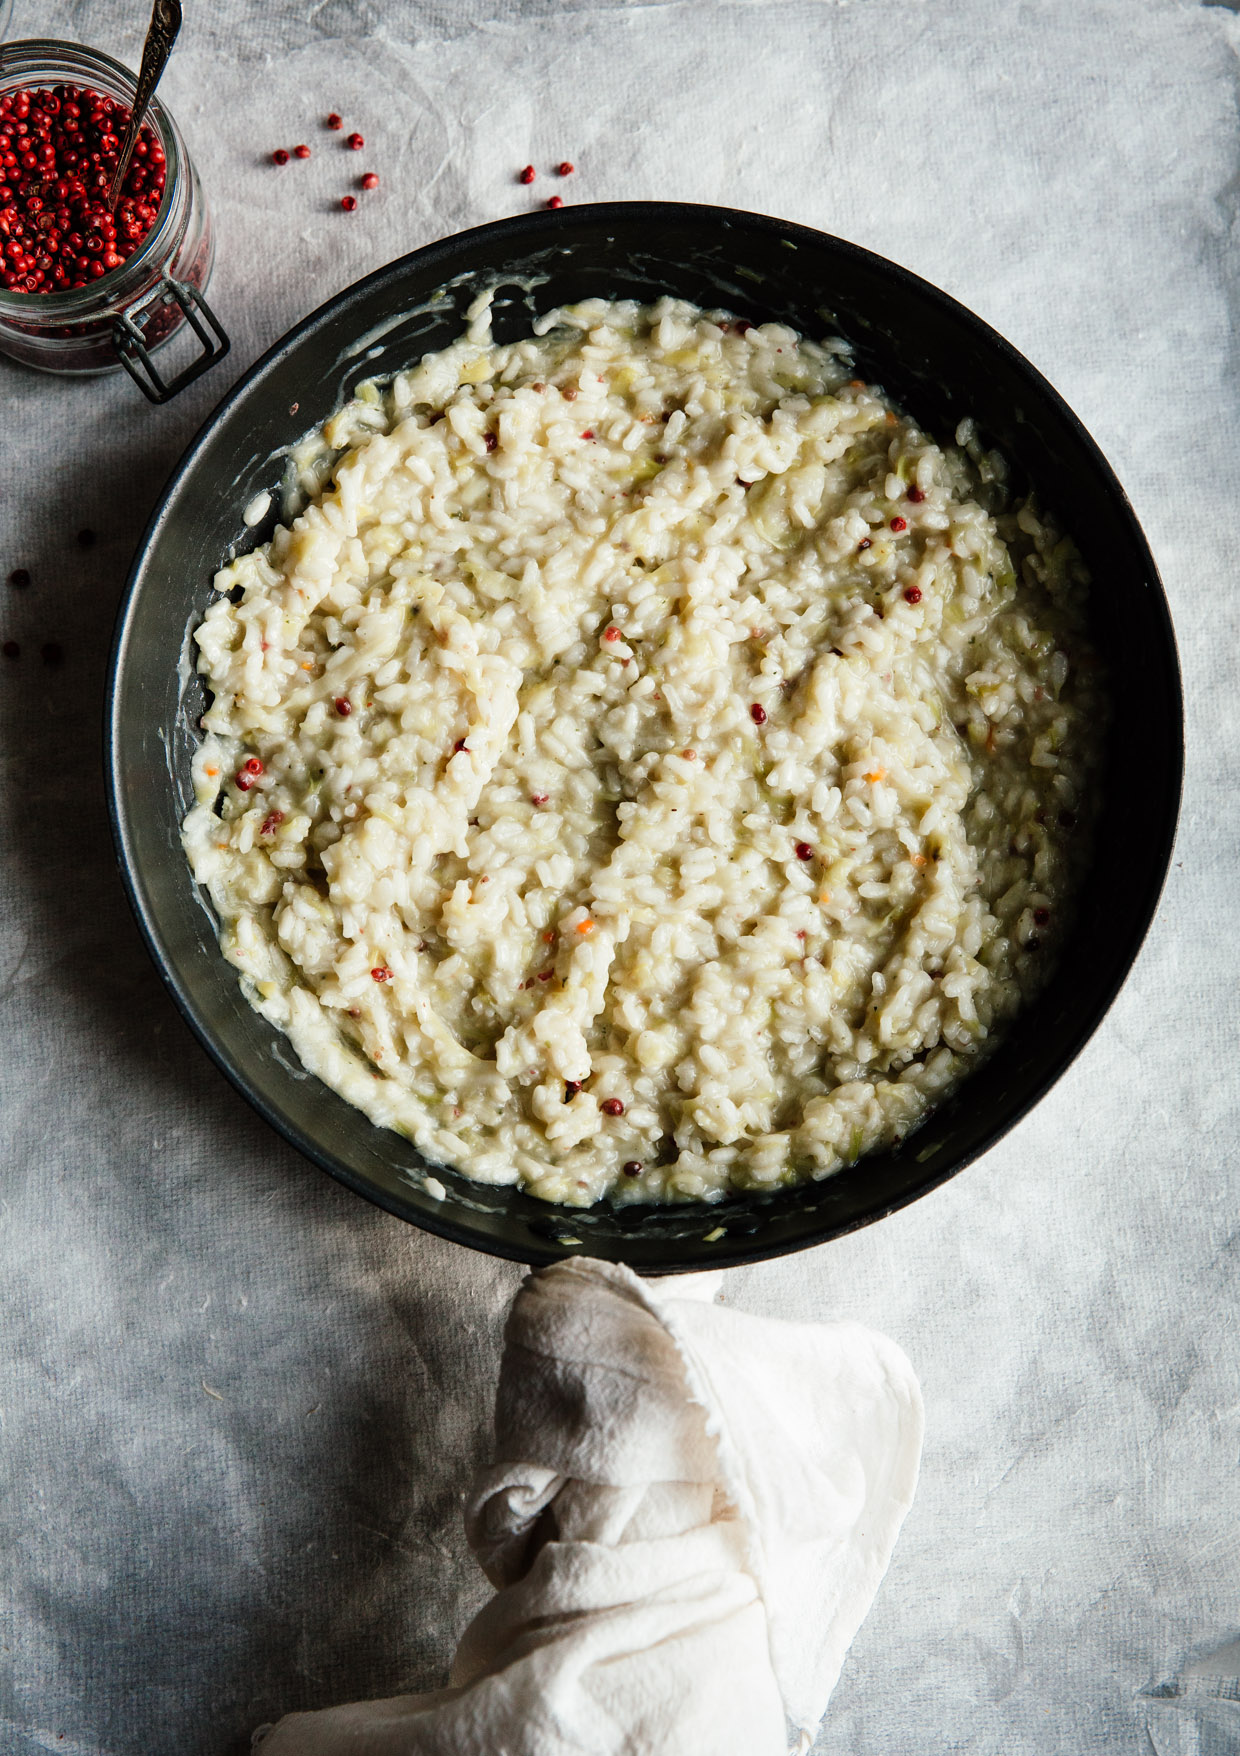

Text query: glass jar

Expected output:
[0,38,229,401]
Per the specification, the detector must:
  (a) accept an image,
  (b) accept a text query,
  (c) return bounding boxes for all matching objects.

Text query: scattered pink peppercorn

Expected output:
[601,1097,625,1117]
[794,841,813,861]
[890,516,908,532]
[272,148,289,165]
[564,1080,583,1101]
[623,1160,642,1176]
[334,696,352,715]
[1033,906,1051,926]
[260,810,285,835]
[371,965,393,982]
[857,537,872,551]
[546,195,563,209]
[484,430,498,451]
[518,164,535,184]
[580,429,594,439]
[603,626,621,641]
[558,160,575,176]
[750,703,767,724]
[530,792,549,805]
[360,171,379,190]
[293,144,311,159]
[340,194,357,212]
[243,756,263,775]
[453,738,469,754]
[235,770,256,791]
[907,485,926,503]
[347,132,364,150]
[903,585,923,604]
[326,113,343,130]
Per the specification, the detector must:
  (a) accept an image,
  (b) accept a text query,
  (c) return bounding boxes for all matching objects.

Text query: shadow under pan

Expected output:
[106,202,1183,1273]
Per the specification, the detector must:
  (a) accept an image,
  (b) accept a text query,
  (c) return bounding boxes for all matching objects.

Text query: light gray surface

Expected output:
[0,1,1235,1750]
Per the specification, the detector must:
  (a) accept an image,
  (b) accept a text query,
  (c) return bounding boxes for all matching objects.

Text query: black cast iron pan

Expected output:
[106,202,1183,1272]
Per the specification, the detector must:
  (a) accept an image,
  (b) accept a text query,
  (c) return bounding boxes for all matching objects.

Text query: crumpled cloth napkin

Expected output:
[254,1258,923,1755]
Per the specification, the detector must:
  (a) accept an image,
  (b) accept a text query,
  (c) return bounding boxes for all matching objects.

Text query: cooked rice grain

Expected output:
[183,296,1101,1206]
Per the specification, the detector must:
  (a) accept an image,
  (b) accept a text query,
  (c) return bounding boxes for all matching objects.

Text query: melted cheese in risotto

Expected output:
[183,295,1100,1207]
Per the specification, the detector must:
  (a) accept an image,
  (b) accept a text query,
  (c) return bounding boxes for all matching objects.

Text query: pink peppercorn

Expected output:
[750,703,767,724]
[907,485,926,503]
[1033,906,1051,926]
[564,1080,583,1100]
[347,132,364,150]
[360,171,379,190]
[531,792,549,806]
[371,965,393,983]
[890,516,908,532]
[547,195,563,209]
[623,1160,642,1175]
[518,164,535,184]
[326,113,343,130]
[858,537,872,551]
[603,626,621,641]
[601,1097,625,1117]
[334,696,352,715]
[903,585,922,605]
[272,147,289,165]
[340,194,357,212]
[293,144,311,159]
[795,841,813,861]
[558,160,575,175]
[243,756,263,775]
[260,810,284,835]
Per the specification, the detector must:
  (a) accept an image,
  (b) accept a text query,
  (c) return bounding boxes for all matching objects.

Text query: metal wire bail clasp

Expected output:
[112,275,230,403]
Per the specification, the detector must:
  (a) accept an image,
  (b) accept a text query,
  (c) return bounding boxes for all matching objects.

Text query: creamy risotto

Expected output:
[183,295,1100,1207]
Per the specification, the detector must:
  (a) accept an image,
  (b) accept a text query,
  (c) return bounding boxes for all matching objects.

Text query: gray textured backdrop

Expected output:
[1,1,1236,1751]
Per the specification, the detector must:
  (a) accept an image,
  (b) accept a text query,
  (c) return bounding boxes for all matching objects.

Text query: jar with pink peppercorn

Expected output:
[0,38,228,401]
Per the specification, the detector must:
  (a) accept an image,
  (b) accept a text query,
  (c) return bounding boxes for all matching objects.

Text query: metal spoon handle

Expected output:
[108,0,183,212]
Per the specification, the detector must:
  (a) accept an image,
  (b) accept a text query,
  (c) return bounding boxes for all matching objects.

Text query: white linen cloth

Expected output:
[253,1259,922,1755]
